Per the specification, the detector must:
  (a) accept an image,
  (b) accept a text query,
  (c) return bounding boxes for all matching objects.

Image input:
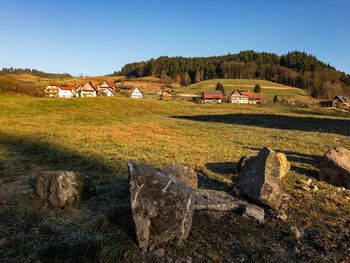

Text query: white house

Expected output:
[130,87,143,99]
[228,89,249,104]
[98,80,115,97]
[44,84,76,98]
[76,82,97,97]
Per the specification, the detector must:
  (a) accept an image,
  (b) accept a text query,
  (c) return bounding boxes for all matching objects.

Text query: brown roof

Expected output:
[203,90,223,99]
[59,85,76,91]
[241,91,263,100]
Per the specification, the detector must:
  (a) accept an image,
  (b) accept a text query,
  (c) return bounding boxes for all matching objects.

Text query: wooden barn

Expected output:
[202,91,223,103]
[319,96,349,108]
[160,89,175,100]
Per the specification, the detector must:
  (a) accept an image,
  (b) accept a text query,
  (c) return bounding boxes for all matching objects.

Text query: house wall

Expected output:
[80,91,96,97]
[203,99,222,103]
[131,89,143,98]
[58,89,74,98]
[230,96,249,104]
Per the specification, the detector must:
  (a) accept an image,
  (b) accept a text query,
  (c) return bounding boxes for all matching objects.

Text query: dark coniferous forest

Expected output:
[115,50,350,98]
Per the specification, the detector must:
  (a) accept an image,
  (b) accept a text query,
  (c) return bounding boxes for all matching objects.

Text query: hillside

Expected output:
[117,50,350,99]
[0,95,349,261]
[181,79,316,104]
[0,74,178,96]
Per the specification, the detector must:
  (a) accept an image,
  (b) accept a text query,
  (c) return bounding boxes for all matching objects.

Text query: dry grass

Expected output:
[0,95,349,262]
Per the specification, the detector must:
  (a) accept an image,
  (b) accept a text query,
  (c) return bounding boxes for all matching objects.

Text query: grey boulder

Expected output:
[162,163,198,189]
[128,161,194,251]
[36,171,95,208]
[235,147,288,209]
[319,146,350,188]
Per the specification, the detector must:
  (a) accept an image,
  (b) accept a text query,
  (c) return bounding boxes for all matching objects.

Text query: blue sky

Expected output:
[0,0,349,76]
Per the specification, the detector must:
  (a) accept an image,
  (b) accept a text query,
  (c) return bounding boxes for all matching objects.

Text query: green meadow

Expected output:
[0,95,349,262]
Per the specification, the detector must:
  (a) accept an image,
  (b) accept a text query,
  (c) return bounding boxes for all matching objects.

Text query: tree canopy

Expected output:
[115,50,350,98]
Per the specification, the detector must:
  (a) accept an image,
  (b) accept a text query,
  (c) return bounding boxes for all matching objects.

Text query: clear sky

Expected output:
[0,0,349,76]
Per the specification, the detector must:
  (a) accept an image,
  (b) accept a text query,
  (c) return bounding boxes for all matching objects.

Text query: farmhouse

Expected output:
[202,91,223,103]
[319,96,349,108]
[130,87,143,99]
[228,89,249,104]
[98,80,115,97]
[228,89,263,104]
[160,89,175,100]
[76,82,98,97]
[44,84,76,98]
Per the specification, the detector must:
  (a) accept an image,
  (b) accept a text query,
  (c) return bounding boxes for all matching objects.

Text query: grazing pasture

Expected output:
[0,95,349,262]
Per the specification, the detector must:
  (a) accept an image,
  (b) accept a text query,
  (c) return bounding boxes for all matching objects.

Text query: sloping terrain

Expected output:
[0,96,349,262]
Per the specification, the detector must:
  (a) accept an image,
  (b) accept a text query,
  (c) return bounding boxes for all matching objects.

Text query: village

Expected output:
[44,80,350,109]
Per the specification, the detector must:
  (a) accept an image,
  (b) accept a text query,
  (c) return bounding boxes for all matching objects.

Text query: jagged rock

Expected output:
[235,147,287,209]
[319,146,350,188]
[237,156,252,174]
[290,226,302,240]
[277,210,288,222]
[242,204,265,223]
[193,188,246,211]
[128,161,194,251]
[277,153,291,179]
[162,164,198,189]
[36,171,95,208]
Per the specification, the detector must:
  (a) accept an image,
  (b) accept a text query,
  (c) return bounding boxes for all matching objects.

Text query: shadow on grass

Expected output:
[205,162,237,175]
[172,113,350,136]
[0,132,135,261]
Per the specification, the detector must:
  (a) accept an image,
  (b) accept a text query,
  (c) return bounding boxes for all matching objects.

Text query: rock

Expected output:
[290,226,302,240]
[242,204,265,223]
[277,153,291,179]
[128,161,194,251]
[237,155,252,174]
[152,248,166,258]
[162,164,198,189]
[36,171,95,208]
[193,188,246,211]
[277,210,288,222]
[319,146,350,188]
[235,147,286,209]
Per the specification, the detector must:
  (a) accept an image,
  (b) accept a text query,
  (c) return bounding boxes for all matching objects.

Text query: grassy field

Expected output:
[181,79,315,104]
[0,95,349,262]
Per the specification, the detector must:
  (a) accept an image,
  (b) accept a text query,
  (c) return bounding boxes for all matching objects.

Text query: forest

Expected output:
[115,51,350,99]
[0,68,72,78]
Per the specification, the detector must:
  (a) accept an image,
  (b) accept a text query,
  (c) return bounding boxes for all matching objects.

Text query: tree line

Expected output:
[114,51,350,99]
[0,67,72,78]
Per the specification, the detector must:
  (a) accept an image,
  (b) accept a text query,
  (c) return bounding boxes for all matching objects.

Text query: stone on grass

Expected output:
[36,171,95,208]
[290,226,302,240]
[242,204,265,223]
[162,163,198,189]
[277,153,291,179]
[193,188,245,211]
[128,161,194,251]
[235,147,288,209]
[319,146,350,188]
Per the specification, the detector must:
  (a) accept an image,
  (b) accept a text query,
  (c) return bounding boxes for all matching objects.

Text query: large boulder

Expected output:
[235,147,288,209]
[36,171,95,208]
[128,161,194,251]
[319,146,350,188]
[162,164,198,189]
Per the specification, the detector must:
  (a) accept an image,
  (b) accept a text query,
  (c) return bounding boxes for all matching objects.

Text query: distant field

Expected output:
[181,79,315,104]
[0,95,349,261]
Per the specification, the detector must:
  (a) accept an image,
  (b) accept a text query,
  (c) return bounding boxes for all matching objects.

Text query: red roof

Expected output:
[203,90,223,99]
[59,85,76,91]
[241,91,263,100]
